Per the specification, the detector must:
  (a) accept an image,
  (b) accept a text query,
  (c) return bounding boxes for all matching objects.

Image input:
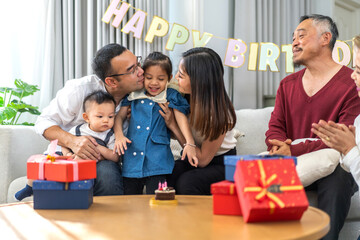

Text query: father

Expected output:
[35,43,144,195]
[265,15,360,240]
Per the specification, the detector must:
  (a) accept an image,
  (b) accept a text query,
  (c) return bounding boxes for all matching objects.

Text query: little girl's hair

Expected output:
[142,52,172,81]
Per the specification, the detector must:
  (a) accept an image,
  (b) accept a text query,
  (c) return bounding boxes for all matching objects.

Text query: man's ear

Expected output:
[104,77,118,88]
[83,112,90,123]
[321,32,332,47]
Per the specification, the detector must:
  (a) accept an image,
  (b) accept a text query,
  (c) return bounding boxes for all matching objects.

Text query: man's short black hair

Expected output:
[300,14,339,50]
[92,44,127,82]
[83,90,116,112]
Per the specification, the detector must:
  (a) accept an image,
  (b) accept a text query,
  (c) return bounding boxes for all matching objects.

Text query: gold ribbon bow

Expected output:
[46,155,72,163]
[243,160,303,214]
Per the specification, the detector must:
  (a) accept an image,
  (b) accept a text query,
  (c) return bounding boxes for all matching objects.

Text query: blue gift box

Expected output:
[33,179,94,209]
[224,155,297,182]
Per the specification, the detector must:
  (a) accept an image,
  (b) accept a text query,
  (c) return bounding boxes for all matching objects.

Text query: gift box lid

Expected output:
[224,155,297,166]
[27,154,97,182]
[33,179,94,190]
[211,180,237,195]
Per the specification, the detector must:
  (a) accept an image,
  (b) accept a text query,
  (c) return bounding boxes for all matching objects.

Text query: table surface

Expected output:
[0,195,329,240]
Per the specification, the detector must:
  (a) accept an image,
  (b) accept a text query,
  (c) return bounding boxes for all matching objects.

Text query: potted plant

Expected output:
[0,79,41,125]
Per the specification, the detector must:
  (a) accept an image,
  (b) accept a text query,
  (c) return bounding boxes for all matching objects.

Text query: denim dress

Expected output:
[121,88,189,178]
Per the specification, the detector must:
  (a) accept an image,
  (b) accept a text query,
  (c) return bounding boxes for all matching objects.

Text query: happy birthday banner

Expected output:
[102,0,356,73]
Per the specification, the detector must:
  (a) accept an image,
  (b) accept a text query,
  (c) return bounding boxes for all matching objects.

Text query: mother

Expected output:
[166,47,237,195]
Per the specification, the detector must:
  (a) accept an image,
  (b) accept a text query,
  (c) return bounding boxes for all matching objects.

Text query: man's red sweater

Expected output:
[265,66,360,156]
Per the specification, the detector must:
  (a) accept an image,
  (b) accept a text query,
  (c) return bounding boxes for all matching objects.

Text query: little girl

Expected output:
[113,52,197,194]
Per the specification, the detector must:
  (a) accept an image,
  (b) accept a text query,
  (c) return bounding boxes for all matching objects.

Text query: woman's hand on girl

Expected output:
[159,102,175,129]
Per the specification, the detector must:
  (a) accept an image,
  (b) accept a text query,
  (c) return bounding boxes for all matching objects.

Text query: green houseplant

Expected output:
[0,79,41,126]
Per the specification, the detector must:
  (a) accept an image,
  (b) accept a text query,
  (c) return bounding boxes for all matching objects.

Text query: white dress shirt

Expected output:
[35,75,126,135]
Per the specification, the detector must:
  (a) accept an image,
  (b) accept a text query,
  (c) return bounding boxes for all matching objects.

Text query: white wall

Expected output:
[312,0,334,16]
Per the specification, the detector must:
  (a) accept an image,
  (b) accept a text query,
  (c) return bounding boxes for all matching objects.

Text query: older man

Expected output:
[266,15,360,240]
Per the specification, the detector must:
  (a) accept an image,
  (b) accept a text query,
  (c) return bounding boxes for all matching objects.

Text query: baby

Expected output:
[15,90,118,200]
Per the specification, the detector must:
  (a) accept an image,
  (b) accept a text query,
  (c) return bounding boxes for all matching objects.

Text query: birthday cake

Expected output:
[155,187,176,200]
[149,181,178,205]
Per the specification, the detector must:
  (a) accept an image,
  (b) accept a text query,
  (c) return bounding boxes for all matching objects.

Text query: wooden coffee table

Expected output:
[0,195,329,240]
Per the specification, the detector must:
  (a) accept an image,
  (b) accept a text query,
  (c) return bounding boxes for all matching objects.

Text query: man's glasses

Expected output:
[107,56,142,78]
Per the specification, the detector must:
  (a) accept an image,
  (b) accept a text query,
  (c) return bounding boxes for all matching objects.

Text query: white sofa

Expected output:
[1,108,359,239]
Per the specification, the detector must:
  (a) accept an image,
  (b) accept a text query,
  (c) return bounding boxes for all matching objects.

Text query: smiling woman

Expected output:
[311,35,360,240]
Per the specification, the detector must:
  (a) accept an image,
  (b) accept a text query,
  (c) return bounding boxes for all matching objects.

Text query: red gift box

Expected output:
[211,180,242,216]
[27,154,96,182]
[234,159,308,223]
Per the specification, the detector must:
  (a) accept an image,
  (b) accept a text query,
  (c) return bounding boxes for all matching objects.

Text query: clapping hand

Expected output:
[311,120,356,155]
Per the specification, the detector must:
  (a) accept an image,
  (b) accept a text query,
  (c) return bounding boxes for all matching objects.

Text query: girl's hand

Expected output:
[182,145,199,167]
[113,137,132,155]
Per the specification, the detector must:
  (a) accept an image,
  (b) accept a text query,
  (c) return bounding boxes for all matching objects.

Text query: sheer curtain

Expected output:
[2,0,168,121]
[232,0,312,109]
[60,0,168,92]
[0,1,48,123]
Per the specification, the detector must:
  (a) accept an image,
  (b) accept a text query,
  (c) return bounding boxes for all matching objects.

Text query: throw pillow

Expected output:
[296,148,340,187]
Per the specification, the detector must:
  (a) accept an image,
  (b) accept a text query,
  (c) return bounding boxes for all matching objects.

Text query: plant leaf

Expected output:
[10,88,25,98]
[19,122,35,126]
[8,100,27,110]
[28,108,41,115]
[0,107,17,120]
[0,87,14,93]
[14,79,40,98]
[0,79,41,125]
[8,100,40,115]
[0,112,5,122]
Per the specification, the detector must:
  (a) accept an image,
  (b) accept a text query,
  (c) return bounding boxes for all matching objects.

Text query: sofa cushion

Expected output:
[0,125,48,204]
[235,107,273,155]
[170,139,182,160]
[347,191,360,220]
[296,148,340,187]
